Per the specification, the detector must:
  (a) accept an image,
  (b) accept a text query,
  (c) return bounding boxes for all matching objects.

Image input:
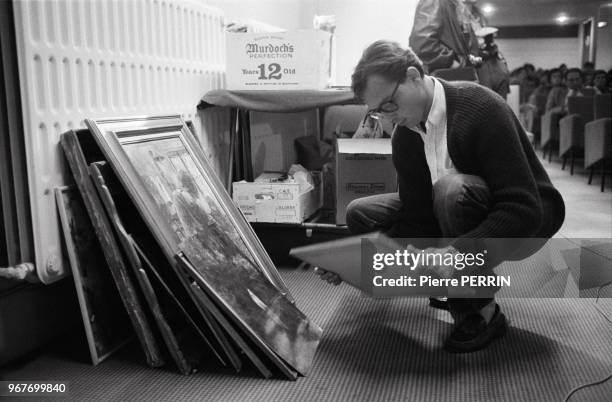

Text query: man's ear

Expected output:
[405,66,421,81]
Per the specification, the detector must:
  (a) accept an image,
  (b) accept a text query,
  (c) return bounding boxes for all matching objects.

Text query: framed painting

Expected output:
[85,115,322,377]
[84,116,291,301]
[54,186,132,365]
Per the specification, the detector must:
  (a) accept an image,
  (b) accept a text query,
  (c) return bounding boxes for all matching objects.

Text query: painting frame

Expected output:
[84,115,291,301]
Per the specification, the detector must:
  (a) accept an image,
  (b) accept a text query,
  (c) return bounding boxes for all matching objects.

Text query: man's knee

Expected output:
[433,173,490,209]
[433,174,491,237]
[345,193,402,234]
[346,198,371,234]
[345,198,363,223]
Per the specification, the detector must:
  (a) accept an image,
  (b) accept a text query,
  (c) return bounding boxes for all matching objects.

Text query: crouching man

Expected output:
[319,40,565,353]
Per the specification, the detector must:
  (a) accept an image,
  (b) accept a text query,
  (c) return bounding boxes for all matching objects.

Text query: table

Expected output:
[198,88,357,188]
[199,88,358,263]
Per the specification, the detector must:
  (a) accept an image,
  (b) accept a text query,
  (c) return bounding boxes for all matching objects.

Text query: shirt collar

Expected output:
[411,77,446,134]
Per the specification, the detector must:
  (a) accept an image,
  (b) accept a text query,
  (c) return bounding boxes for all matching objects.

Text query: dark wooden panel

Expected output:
[0,4,20,266]
[54,186,132,365]
[0,0,33,263]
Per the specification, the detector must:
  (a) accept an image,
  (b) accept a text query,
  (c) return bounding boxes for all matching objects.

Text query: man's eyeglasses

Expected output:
[365,81,400,122]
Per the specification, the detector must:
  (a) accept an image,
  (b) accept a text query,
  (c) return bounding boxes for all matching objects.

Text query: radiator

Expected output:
[13,0,227,283]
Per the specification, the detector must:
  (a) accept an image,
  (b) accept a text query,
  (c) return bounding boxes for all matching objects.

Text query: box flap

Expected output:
[337,138,391,154]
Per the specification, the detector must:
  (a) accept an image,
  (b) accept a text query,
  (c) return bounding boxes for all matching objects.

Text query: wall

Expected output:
[311,0,418,86]
[496,38,581,70]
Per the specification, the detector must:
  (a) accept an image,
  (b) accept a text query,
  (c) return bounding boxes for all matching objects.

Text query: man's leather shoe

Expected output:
[444,304,507,353]
[429,296,450,311]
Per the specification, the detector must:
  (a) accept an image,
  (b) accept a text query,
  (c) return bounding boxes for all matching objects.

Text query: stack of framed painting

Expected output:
[59,116,322,379]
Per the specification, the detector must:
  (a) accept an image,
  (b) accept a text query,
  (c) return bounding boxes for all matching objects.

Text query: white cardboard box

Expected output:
[335,139,397,225]
[233,175,321,223]
[226,30,332,90]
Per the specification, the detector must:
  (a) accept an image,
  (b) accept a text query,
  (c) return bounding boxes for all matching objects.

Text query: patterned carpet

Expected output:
[2,269,612,402]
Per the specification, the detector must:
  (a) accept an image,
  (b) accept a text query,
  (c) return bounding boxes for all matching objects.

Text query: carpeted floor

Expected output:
[2,269,612,402]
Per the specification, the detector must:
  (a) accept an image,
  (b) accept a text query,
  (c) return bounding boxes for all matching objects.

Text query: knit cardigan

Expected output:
[391,79,565,243]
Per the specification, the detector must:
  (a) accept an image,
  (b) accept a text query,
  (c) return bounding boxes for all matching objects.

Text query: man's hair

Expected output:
[351,40,424,100]
[593,69,607,79]
[539,69,551,81]
[565,67,582,79]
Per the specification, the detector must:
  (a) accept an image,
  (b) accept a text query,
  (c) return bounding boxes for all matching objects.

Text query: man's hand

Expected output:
[314,267,342,285]
[405,245,480,297]
[405,244,456,279]
[353,115,383,139]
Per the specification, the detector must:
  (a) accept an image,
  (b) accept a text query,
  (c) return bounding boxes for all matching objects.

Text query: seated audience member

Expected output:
[562,68,585,109]
[544,68,567,112]
[319,40,565,353]
[592,69,610,94]
[583,61,595,74]
[528,70,551,105]
[583,71,594,88]
[509,66,525,85]
[523,63,536,78]
[519,70,550,132]
[521,75,538,104]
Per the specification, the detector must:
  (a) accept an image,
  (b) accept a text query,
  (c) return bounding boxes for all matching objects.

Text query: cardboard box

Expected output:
[233,173,321,224]
[335,139,397,225]
[226,30,332,90]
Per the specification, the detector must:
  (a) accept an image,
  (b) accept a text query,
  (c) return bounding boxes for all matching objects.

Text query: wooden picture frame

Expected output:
[85,115,322,377]
[84,116,291,301]
[54,186,132,365]
[60,129,165,368]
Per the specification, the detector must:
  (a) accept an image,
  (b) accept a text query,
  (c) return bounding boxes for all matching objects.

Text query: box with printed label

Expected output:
[232,175,321,224]
[335,139,397,225]
[226,30,332,90]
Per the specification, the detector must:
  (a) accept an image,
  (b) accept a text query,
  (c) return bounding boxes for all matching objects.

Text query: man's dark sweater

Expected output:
[391,80,565,247]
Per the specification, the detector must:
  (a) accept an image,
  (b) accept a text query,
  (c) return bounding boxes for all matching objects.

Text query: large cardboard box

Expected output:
[226,30,332,90]
[335,139,397,225]
[233,174,321,224]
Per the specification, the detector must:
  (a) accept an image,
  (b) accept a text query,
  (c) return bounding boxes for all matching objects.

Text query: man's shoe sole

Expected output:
[429,297,450,311]
[444,312,508,353]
